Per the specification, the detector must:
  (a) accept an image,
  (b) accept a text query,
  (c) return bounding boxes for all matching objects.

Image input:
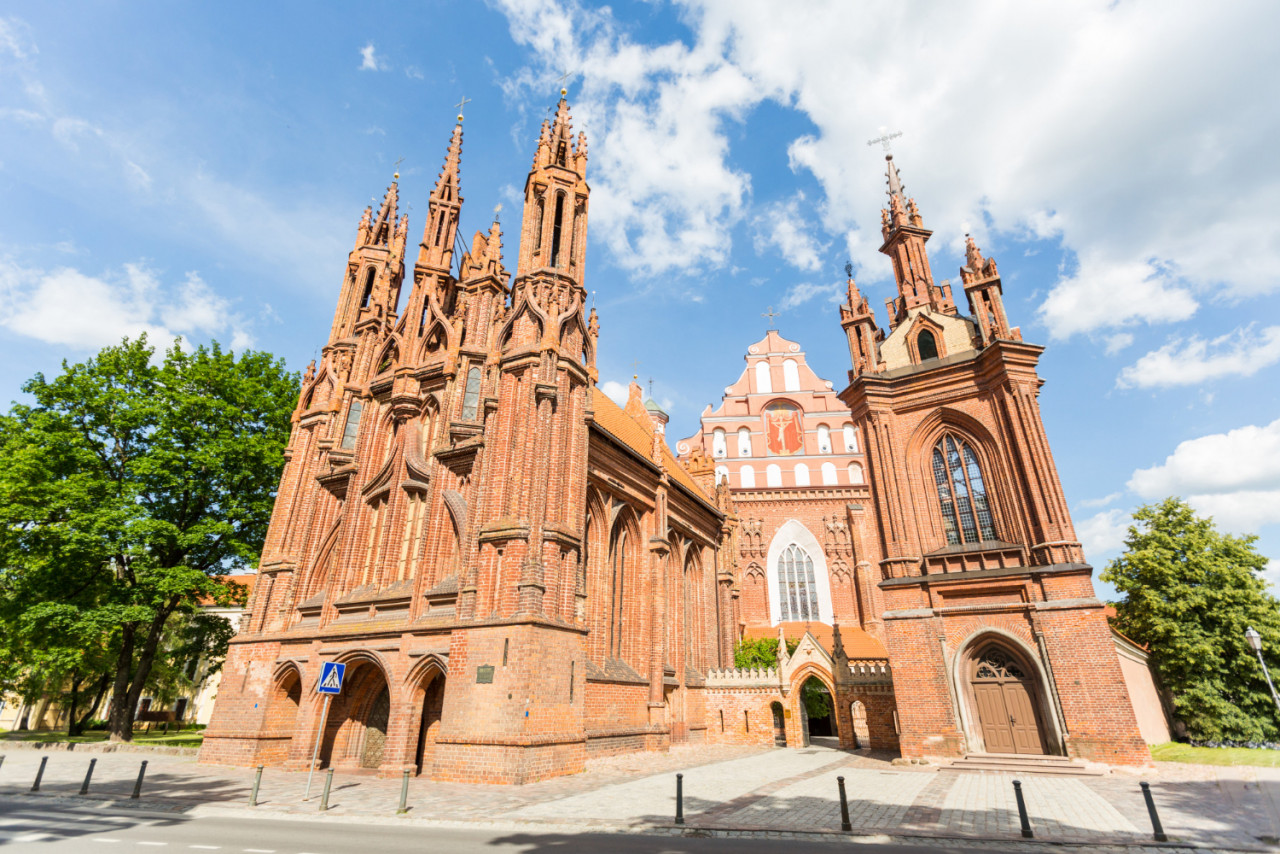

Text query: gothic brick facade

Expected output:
[200,105,1148,782]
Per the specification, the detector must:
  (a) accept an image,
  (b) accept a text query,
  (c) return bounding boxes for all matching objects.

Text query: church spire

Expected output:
[878,155,955,327]
[329,176,407,342]
[417,118,464,272]
[515,92,589,282]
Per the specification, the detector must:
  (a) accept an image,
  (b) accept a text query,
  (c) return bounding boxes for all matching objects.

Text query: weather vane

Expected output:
[648,377,655,398]
[845,261,853,279]
[866,130,903,153]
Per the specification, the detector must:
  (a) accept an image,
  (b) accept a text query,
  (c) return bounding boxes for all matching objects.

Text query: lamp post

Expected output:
[1245,626,1280,714]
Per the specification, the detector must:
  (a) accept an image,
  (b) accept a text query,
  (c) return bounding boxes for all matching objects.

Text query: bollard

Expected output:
[1012,779,1034,839]
[79,758,97,795]
[249,765,263,807]
[397,769,410,815]
[131,760,148,800]
[837,775,852,832]
[0,754,5,773]
[31,756,48,792]
[675,773,684,825]
[1140,782,1168,842]
[318,768,334,812]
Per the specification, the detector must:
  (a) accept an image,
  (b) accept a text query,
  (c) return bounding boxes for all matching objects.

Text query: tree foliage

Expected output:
[0,336,296,740]
[733,636,798,669]
[1102,497,1280,742]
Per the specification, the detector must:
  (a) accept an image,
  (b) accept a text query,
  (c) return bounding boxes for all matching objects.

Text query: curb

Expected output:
[0,740,199,757]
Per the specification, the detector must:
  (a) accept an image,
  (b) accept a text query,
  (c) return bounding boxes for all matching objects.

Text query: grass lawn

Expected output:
[0,729,203,748]
[1151,742,1280,768]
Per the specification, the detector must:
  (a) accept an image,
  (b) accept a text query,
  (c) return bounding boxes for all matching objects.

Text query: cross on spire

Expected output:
[454,95,471,119]
[867,130,903,153]
[648,377,654,398]
[761,306,780,329]
[630,358,641,379]
[556,67,576,93]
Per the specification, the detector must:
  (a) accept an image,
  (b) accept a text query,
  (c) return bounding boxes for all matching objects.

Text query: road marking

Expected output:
[93,841,122,844]
[244,850,276,853]
[138,844,168,848]
[190,847,221,851]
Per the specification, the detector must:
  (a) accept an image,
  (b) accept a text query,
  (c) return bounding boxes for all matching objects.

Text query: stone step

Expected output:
[941,753,1106,776]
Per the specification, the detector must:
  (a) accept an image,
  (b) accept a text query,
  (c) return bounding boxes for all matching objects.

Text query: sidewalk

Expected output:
[0,743,1274,851]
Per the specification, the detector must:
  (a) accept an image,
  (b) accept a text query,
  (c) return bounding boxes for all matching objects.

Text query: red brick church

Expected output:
[199,97,1150,782]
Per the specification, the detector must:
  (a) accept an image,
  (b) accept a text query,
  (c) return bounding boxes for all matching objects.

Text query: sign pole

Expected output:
[304,693,332,800]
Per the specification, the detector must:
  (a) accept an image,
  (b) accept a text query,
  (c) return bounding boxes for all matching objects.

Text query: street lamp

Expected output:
[1245,626,1280,714]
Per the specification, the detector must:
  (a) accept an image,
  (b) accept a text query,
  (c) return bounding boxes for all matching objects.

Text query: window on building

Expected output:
[715,465,729,485]
[821,462,837,485]
[359,268,376,308]
[848,462,865,484]
[740,465,756,488]
[712,428,727,458]
[755,360,772,393]
[917,329,939,361]
[608,521,628,658]
[776,543,820,622]
[817,424,832,453]
[550,192,566,267]
[461,367,481,420]
[932,435,996,545]
[782,358,800,391]
[737,427,752,457]
[766,464,782,487]
[843,423,858,453]
[340,400,363,450]
[794,463,810,486]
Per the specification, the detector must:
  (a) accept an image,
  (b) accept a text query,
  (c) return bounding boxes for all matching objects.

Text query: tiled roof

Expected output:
[199,574,255,607]
[590,388,713,510]
[744,621,889,659]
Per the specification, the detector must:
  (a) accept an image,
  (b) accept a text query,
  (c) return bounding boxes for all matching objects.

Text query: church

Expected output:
[199,95,1152,783]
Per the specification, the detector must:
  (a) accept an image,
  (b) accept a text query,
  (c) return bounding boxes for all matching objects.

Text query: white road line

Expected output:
[243,849,276,853]
[138,843,168,848]
[190,847,221,850]
[93,841,122,844]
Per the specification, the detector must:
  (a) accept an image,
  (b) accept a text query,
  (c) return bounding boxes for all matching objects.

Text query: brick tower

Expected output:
[836,155,1149,764]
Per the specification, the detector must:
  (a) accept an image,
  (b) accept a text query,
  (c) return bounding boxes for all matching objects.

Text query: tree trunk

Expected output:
[108,602,176,742]
[65,671,84,737]
[78,673,111,733]
[107,625,137,742]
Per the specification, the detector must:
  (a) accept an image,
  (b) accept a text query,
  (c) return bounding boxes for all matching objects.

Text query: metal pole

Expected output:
[397,769,410,815]
[31,756,48,792]
[249,765,263,807]
[131,760,148,799]
[79,758,97,795]
[304,693,332,800]
[675,773,684,824]
[1012,779,1034,839]
[319,768,334,812]
[1,754,6,773]
[837,775,852,832]
[1140,782,1168,842]
[1255,648,1280,714]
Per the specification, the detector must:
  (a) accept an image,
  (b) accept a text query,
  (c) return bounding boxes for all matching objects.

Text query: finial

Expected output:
[561,88,568,96]
[844,261,853,280]
[393,172,399,180]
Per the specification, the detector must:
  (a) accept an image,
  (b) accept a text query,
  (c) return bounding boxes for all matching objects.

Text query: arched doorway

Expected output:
[318,660,393,771]
[849,701,870,749]
[770,702,787,747]
[798,676,836,746]
[968,645,1047,755]
[414,671,446,775]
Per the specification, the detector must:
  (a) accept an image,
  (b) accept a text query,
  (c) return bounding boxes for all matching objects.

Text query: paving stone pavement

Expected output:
[0,743,1276,850]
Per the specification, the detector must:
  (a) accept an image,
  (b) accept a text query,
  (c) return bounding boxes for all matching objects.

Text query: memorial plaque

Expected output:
[476,665,495,684]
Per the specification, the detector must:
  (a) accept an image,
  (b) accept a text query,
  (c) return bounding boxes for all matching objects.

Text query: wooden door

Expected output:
[971,647,1047,755]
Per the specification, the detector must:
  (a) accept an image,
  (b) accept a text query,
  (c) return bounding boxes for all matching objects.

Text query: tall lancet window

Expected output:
[931,435,997,545]
[776,543,819,622]
[461,367,481,421]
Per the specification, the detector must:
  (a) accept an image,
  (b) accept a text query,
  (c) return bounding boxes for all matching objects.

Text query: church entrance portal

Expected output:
[414,672,446,775]
[798,676,837,746]
[969,646,1047,755]
[770,702,787,746]
[317,660,392,771]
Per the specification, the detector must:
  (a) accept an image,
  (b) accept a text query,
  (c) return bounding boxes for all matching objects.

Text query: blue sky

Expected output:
[1,1,1278,600]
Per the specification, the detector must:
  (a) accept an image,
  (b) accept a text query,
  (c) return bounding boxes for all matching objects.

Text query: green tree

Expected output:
[1102,498,1280,742]
[0,336,296,741]
[733,636,798,669]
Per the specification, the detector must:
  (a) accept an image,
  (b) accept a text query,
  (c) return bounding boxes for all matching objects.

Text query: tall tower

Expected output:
[837,155,1148,765]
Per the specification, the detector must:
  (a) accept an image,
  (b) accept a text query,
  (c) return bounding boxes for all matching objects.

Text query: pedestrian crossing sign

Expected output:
[317,661,346,694]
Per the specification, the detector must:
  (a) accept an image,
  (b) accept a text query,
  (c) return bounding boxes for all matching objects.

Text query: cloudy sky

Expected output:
[1,1,1277,598]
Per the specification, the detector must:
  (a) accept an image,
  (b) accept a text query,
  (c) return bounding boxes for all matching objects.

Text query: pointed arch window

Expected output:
[360,268,377,308]
[608,521,628,658]
[340,400,363,450]
[931,435,997,545]
[461,367,481,420]
[776,543,819,622]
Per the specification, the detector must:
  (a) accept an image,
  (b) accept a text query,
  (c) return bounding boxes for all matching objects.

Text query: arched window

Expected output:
[737,427,752,457]
[847,462,865,484]
[359,267,376,308]
[550,192,566,267]
[461,367,481,420]
[917,329,939,361]
[776,543,819,621]
[340,400,363,450]
[712,428,727,458]
[715,465,729,485]
[817,424,832,454]
[782,358,800,391]
[766,464,782,487]
[755,360,772,393]
[821,462,837,485]
[794,463,810,486]
[931,435,997,545]
[608,521,628,658]
[843,423,858,452]
[740,465,756,488]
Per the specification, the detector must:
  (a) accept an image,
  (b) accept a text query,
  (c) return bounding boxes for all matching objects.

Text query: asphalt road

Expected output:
[0,798,968,853]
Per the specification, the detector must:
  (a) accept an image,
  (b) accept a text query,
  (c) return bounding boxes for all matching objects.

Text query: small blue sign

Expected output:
[317,661,346,695]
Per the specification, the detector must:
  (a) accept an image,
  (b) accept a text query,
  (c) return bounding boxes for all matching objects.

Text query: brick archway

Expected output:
[953,630,1063,756]
[405,656,448,776]
[317,657,394,771]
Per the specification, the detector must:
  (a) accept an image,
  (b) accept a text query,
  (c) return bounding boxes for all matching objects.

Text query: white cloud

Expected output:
[359,43,386,72]
[1128,418,1280,534]
[1104,333,1134,355]
[753,194,827,272]
[600,379,629,406]
[1076,508,1131,564]
[0,17,36,59]
[0,259,253,352]
[1117,324,1280,388]
[404,66,424,80]
[779,281,840,311]
[492,0,1280,330]
[1078,492,1122,510]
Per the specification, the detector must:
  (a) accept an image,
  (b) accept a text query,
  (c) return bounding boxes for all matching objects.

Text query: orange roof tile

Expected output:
[744,622,889,659]
[198,575,255,607]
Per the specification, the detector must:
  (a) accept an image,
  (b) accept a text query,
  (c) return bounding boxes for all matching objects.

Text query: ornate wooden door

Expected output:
[971,648,1046,755]
[361,687,390,769]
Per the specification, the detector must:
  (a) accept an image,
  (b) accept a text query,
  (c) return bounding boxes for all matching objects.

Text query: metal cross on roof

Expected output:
[630,358,641,379]
[648,377,655,398]
[556,68,576,91]
[761,306,780,329]
[867,130,903,153]
[455,95,471,117]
